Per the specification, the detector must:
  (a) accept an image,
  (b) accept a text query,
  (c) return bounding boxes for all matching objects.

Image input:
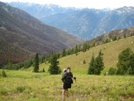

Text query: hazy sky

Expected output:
[1,0,134,9]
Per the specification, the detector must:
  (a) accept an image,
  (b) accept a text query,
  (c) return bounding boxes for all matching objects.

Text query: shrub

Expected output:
[2,70,7,77]
[83,60,86,64]
[0,89,7,95]
[108,67,117,75]
[16,86,25,92]
[43,68,45,72]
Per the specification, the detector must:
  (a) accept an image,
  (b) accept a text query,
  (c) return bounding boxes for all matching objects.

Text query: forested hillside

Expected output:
[0,2,83,65]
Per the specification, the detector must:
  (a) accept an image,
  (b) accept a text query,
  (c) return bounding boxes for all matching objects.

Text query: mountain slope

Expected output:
[87,26,134,46]
[0,36,34,65]
[0,2,83,65]
[8,2,134,40]
[41,8,108,39]
[92,7,134,37]
[42,7,134,40]
[59,36,134,74]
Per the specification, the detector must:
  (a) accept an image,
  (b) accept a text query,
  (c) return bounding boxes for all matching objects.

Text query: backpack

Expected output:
[65,73,73,84]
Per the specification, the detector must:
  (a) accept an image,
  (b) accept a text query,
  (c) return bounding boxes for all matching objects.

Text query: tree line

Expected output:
[1,47,134,76]
[1,54,46,70]
[1,32,134,76]
[1,32,133,70]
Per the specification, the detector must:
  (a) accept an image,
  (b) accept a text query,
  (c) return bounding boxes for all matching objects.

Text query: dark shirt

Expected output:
[62,72,73,83]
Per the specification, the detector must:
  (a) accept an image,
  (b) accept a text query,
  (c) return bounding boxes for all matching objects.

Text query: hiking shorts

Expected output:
[63,83,71,89]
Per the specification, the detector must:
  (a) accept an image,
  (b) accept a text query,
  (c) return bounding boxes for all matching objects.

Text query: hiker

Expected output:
[61,67,76,95]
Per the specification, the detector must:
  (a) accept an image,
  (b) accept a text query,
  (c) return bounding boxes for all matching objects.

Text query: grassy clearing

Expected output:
[0,70,134,101]
[0,36,134,101]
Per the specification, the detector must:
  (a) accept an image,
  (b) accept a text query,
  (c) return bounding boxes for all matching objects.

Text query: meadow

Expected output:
[0,70,134,101]
[0,36,134,101]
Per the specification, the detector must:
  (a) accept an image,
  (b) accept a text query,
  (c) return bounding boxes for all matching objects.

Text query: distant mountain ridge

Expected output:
[8,2,77,19]
[87,26,134,46]
[8,2,134,40]
[0,2,83,65]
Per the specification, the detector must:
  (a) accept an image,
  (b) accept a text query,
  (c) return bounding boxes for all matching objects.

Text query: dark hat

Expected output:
[67,67,71,70]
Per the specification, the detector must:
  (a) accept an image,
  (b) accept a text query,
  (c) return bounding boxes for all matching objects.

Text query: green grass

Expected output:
[58,36,134,74]
[0,36,134,101]
[0,70,134,101]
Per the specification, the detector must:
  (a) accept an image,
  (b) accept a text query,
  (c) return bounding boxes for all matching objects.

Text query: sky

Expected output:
[1,0,134,9]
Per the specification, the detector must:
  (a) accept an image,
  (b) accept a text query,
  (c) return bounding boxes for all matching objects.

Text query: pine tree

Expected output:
[33,53,39,72]
[130,53,134,74]
[66,49,70,55]
[48,54,61,74]
[117,48,134,75]
[40,56,45,64]
[112,36,117,41]
[75,45,79,55]
[88,50,104,75]
[82,42,89,52]
[8,59,13,70]
[105,39,110,43]
[92,41,96,47]
[62,49,66,57]
[88,54,95,74]
[24,59,33,68]
[94,50,104,75]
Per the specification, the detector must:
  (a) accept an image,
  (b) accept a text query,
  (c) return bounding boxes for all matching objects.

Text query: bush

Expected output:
[0,89,7,95]
[17,86,25,92]
[108,67,117,75]
[83,60,86,64]
[2,70,7,77]
[43,68,45,72]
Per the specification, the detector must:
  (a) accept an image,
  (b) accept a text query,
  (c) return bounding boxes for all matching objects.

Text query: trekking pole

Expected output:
[73,77,76,82]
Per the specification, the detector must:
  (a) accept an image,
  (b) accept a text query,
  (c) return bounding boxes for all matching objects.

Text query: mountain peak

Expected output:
[115,6,134,13]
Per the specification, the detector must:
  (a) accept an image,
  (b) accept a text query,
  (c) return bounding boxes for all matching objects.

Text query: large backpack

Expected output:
[65,73,73,84]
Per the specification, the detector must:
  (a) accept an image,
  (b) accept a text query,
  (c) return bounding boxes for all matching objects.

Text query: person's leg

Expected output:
[63,83,68,95]
[65,89,69,97]
[63,89,68,95]
[65,89,68,94]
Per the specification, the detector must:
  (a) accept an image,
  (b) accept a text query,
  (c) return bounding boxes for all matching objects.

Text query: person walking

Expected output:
[61,67,73,96]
